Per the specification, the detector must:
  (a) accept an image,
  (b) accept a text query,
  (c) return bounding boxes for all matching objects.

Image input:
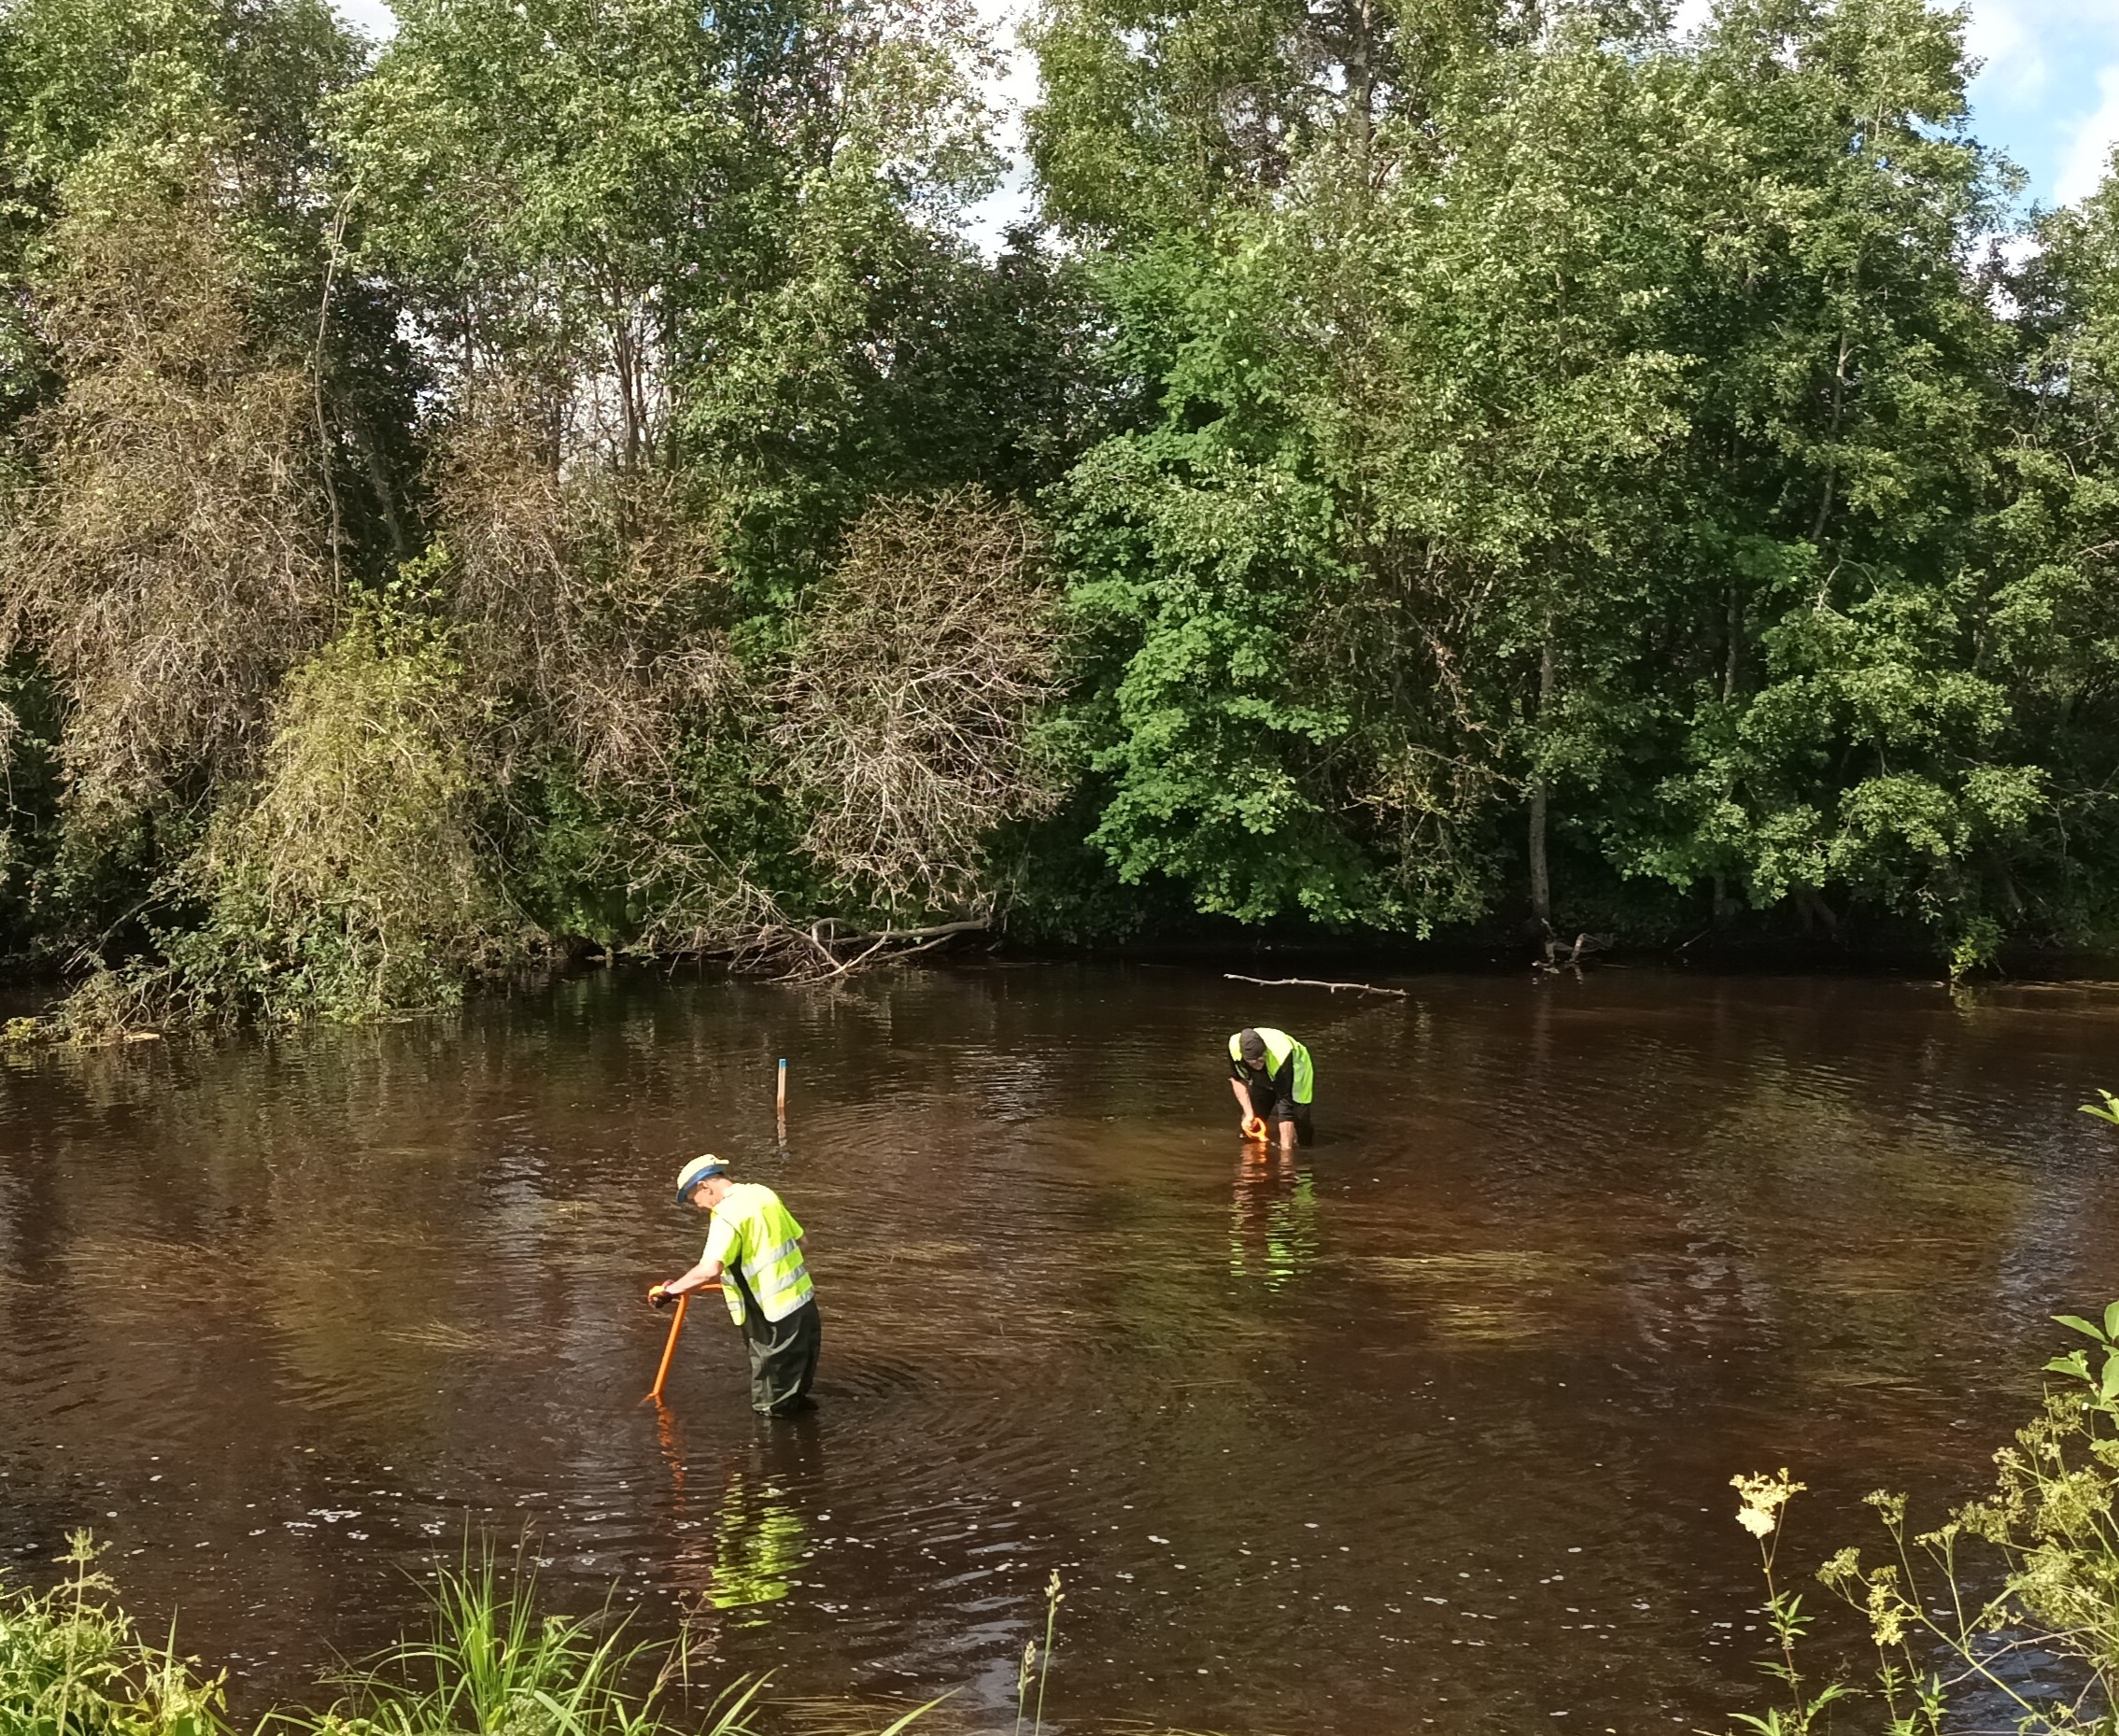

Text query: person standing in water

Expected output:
[1228,1026,1314,1150]
[649,1155,821,1416]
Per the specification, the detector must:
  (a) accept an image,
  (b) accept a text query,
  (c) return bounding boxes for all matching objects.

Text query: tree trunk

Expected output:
[1529,782,1550,924]
[1529,627,1554,924]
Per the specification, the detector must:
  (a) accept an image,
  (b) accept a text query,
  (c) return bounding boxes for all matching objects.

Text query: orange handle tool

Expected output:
[642,1282,721,1405]
[644,1291,689,1404]
[1243,1115,1268,1142]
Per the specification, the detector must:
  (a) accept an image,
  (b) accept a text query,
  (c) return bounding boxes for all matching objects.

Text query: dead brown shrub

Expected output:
[432,390,739,797]
[774,487,1061,915]
[0,163,333,813]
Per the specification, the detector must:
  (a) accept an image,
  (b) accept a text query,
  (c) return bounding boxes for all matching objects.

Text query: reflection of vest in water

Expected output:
[710,1184,814,1326]
[1230,1028,1314,1103]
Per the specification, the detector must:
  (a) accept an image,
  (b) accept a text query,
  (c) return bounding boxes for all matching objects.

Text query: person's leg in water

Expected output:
[744,1302,822,1416]
[1268,1097,1314,1151]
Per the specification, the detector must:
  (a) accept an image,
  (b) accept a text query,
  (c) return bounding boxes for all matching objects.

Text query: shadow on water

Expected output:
[4,963,2119,1732]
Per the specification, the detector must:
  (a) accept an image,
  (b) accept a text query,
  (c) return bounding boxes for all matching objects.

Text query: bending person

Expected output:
[1228,1025,1314,1150]
[650,1155,821,1417]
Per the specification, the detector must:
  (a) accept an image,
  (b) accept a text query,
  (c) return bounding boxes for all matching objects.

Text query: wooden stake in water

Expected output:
[776,1057,787,1145]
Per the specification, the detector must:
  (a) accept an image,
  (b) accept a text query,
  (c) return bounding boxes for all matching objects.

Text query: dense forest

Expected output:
[0,0,2115,1023]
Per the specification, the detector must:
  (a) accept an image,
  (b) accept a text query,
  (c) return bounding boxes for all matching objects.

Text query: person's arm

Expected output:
[652,1256,724,1303]
[649,1212,735,1306]
[1229,1075,1256,1126]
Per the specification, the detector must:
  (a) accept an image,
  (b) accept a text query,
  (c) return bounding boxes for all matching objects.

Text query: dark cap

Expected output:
[1238,1028,1267,1065]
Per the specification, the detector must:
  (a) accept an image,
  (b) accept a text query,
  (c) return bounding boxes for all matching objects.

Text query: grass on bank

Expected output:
[0,1544,952,1736]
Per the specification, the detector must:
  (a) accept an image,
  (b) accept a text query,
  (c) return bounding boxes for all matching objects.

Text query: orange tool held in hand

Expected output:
[1243,1114,1269,1142]
[643,1281,719,1405]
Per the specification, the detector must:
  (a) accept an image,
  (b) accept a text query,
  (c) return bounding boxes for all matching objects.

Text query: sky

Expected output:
[332,0,2119,229]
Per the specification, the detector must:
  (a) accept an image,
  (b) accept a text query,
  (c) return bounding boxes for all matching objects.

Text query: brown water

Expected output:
[4,963,2119,1733]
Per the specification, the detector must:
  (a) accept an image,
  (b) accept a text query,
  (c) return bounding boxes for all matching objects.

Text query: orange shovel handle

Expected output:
[1243,1114,1269,1141]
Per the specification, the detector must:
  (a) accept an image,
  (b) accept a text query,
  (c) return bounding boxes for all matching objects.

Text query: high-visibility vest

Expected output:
[705,1183,815,1326]
[1229,1028,1313,1103]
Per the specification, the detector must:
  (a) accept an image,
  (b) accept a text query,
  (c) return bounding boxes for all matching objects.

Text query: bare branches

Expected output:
[434,391,739,798]
[1223,971,1406,997]
[1534,924,1606,973]
[719,916,992,981]
[0,172,334,815]
[774,487,1061,916]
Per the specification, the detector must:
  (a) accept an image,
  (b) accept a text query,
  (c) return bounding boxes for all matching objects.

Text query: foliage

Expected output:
[165,602,523,1023]
[0,160,330,814]
[289,1555,763,1736]
[1723,1302,2119,1735]
[0,1532,226,1736]
[0,1544,1052,1736]
[10,0,2119,1014]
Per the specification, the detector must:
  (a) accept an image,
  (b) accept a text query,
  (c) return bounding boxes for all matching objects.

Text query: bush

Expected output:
[140,604,530,1025]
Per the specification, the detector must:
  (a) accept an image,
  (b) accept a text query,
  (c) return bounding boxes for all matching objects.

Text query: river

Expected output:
[3,963,2117,1733]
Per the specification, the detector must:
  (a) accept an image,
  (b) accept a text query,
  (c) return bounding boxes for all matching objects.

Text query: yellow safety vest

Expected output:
[704,1183,815,1326]
[1229,1027,1314,1103]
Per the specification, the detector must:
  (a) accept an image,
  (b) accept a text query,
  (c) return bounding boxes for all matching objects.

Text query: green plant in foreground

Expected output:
[0,1531,226,1736]
[1726,1303,2119,1735]
[283,1555,762,1736]
[2080,1089,2119,1127]
[1725,1473,1847,1736]
[1011,1573,1064,1736]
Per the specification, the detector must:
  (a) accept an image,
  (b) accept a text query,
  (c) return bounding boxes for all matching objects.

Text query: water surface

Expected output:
[4,964,2118,1733]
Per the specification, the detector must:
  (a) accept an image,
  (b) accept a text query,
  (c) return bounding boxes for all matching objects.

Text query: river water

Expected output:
[3,964,2118,1733]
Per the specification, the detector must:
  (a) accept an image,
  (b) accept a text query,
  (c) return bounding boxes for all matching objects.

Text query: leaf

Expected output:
[875,1693,954,1735]
[2045,1351,2091,1379]
[2105,1300,2119,1340]
[2055,1314,2108,1342]
[2102,1353,2119,1403]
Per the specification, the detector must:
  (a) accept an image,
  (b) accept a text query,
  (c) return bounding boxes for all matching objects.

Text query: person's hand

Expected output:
[647,1282,673,1309]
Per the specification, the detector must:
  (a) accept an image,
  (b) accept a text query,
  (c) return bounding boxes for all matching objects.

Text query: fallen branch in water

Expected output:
[720,916,993,982]
[1535,925,1609,973]
[1222,972,1406,998]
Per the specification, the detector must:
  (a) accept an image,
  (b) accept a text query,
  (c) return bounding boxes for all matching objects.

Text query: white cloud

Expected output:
[2055,63,2119,205]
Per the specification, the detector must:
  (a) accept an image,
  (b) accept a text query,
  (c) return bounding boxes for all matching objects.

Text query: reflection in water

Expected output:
[708,1470,805,1617]
[1228,1152,1318,1291]
[658,1410,815,1632]
[5,966,2119,1735]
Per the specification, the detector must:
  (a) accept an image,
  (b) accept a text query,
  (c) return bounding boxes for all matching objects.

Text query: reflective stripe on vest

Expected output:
[1230,1027,1313,1104]
[713,1188,815,1327]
